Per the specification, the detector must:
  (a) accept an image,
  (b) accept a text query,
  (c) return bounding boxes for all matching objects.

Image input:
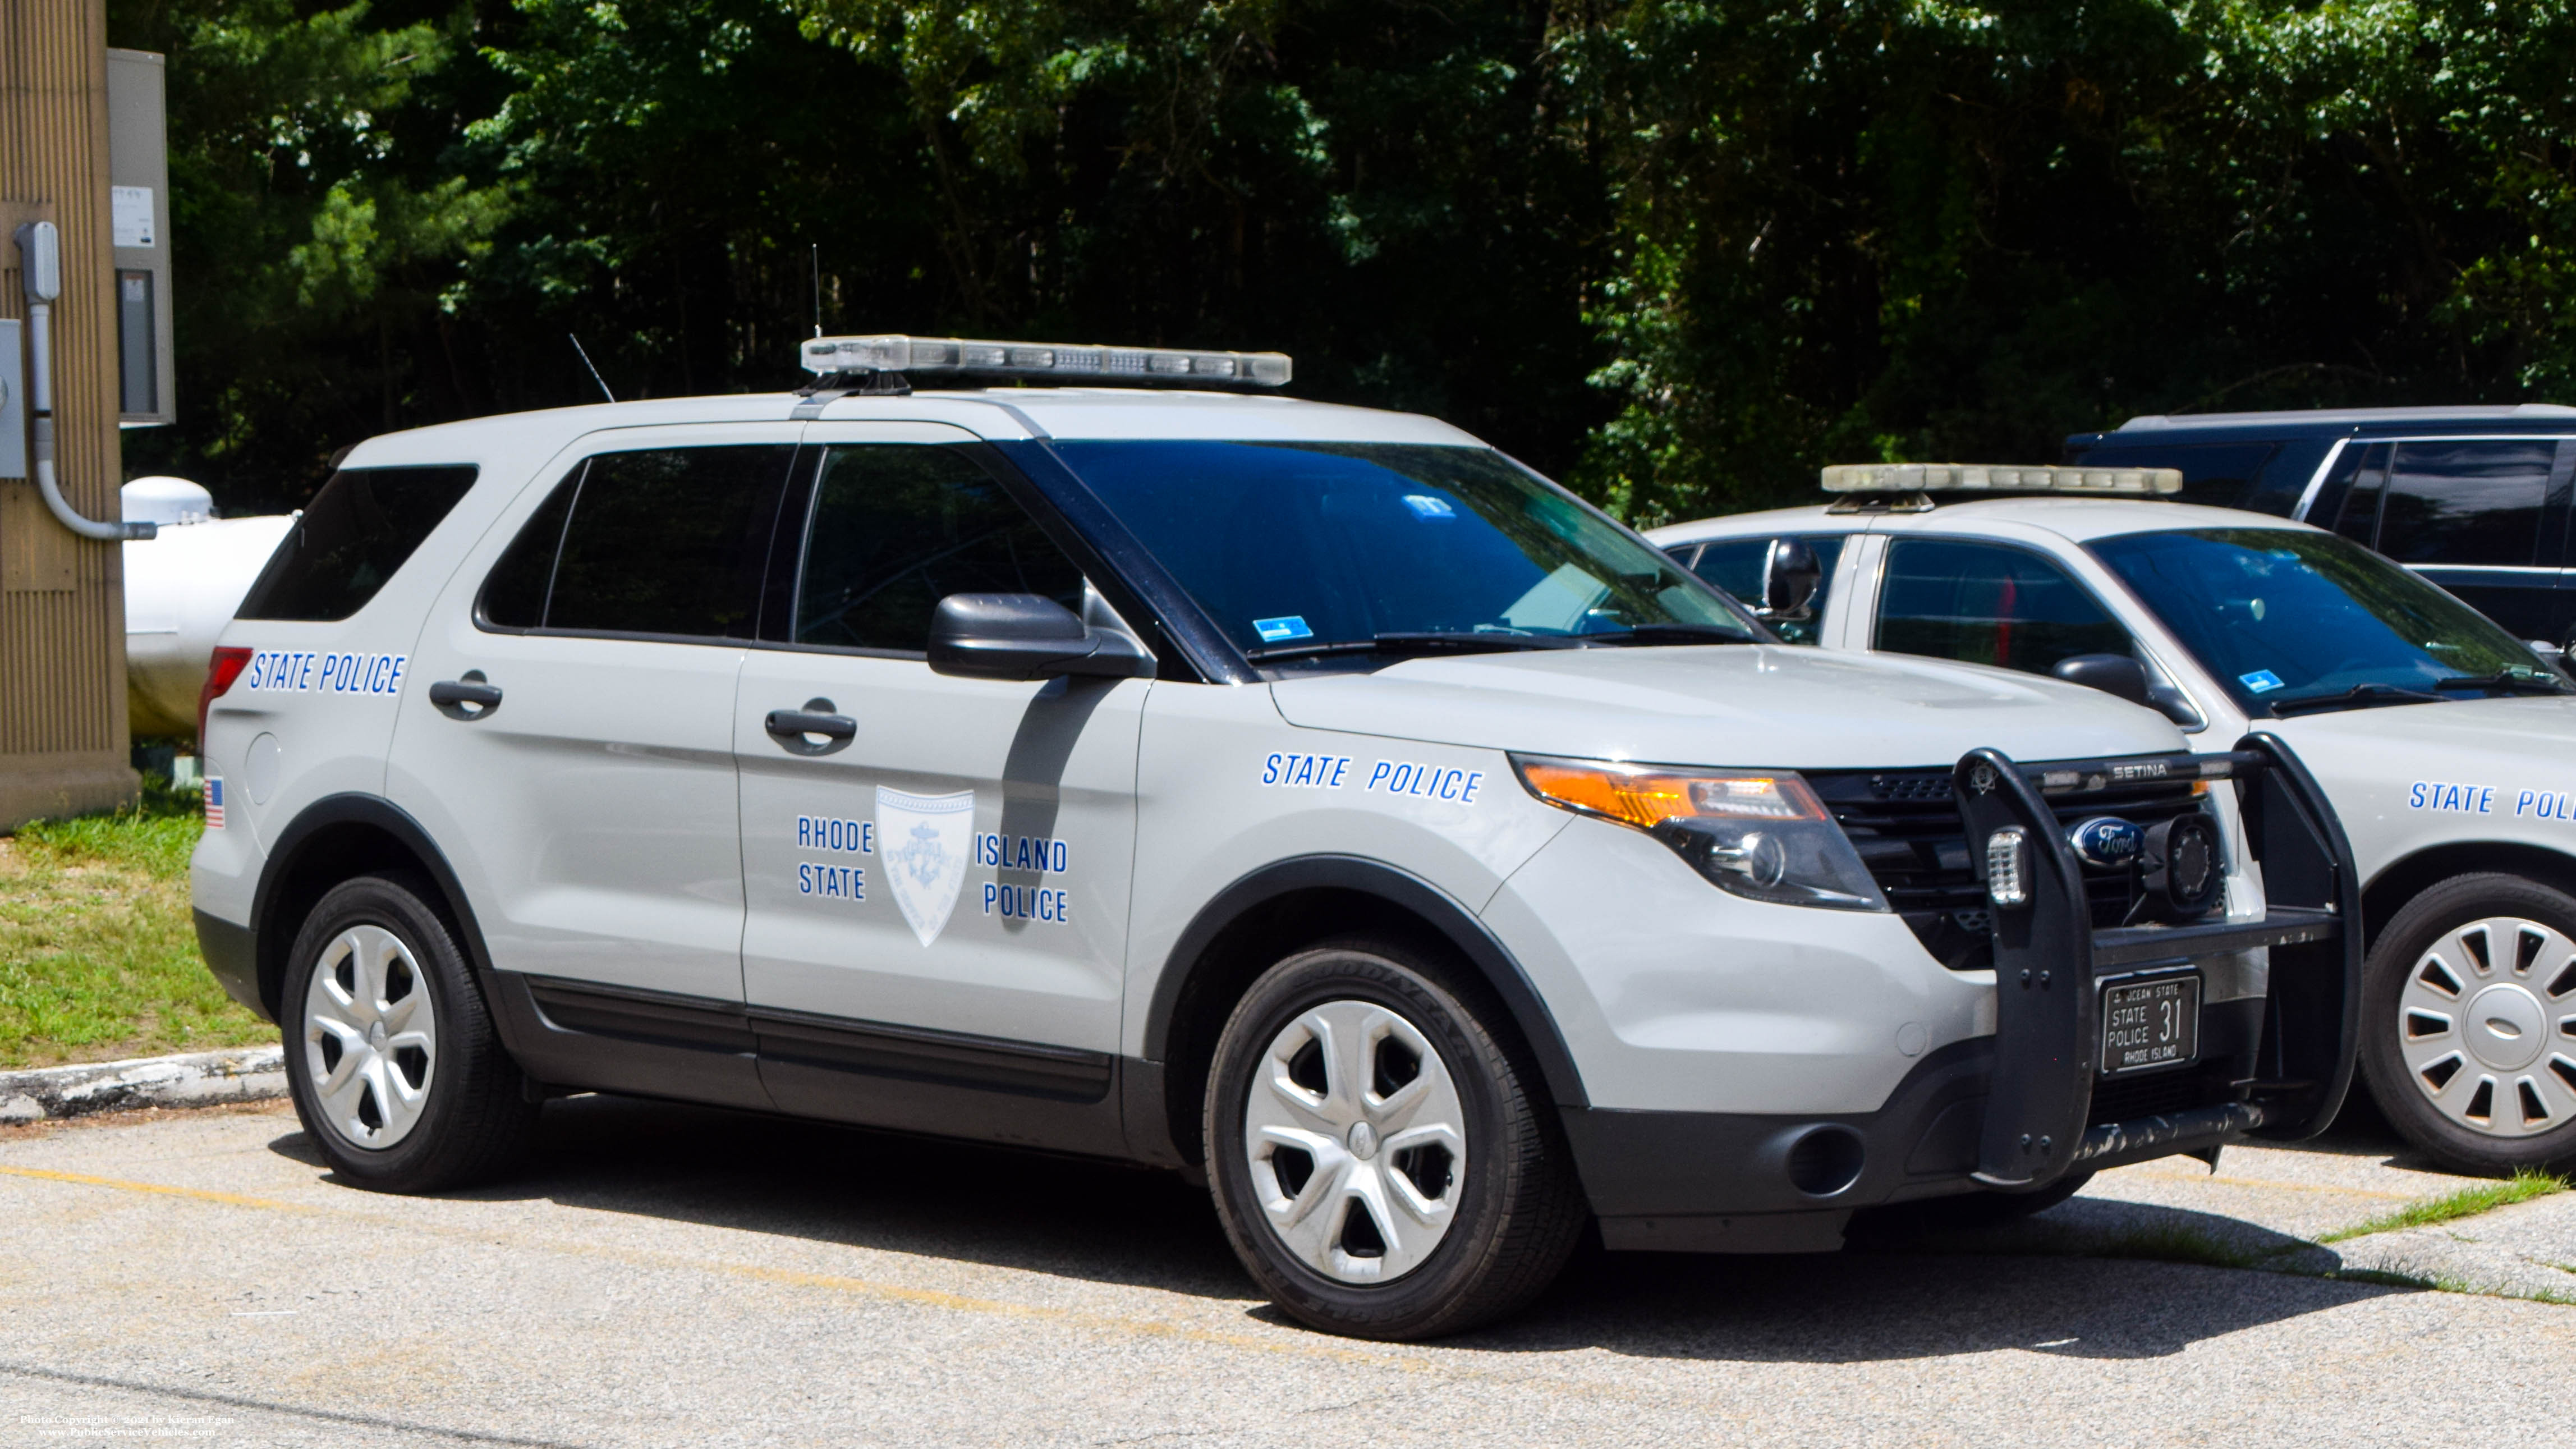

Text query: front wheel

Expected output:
[1204,939,1585,1340]
[282,872,540,1193]
[2359,873,2576,1176]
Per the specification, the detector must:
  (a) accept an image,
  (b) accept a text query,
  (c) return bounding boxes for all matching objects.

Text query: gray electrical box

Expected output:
[105,49,173,428]
[1,318,22,477]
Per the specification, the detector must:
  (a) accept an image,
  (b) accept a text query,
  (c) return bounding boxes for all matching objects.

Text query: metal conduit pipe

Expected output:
[13,222,155,542]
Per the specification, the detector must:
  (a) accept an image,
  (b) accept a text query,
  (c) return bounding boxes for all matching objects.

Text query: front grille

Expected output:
[1807,761,2212,971]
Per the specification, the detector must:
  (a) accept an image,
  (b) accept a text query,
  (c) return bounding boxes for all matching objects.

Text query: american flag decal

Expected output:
[204,777,225,829]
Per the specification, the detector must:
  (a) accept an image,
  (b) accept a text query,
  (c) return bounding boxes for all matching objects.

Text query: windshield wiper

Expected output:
[2429,671,2570,695]
[2266,682,2448,716]
[1588,623,1757,646]
[1243,631,1582,663]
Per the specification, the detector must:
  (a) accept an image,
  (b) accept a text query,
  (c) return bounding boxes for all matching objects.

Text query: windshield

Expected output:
[1051,442,1758,659]
[2085,528,2563,712]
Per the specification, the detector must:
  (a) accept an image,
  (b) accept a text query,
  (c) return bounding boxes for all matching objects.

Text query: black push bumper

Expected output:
[1960,733,2359,1190]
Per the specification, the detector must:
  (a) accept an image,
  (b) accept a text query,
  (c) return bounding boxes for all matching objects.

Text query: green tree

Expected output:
[111,0,2576,525]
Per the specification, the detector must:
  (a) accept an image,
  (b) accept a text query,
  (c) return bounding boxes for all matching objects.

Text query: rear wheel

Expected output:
[1204,939,1583,1340]
[282,873,540,1192]
[2361,873,2576,1176]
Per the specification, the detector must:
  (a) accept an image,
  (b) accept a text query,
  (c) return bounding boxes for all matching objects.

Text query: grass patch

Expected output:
[2313,1171,2568,1244]
[0,778,269,1069]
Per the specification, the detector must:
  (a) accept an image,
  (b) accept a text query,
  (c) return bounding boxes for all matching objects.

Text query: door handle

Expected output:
[765,698,856,756]
[429,671,502,719]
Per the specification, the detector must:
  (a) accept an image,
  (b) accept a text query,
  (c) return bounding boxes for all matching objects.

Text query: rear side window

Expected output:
[1688,535,1845,644]
[2318,442,2394,545]
[792,444,1085,653]
[1875,538,2130,675]
[2375,440,2558,566]
[476,446,795,640]
[237,465,479,621]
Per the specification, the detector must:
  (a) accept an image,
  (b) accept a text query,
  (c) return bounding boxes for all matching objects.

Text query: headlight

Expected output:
[1511,755,1889,911]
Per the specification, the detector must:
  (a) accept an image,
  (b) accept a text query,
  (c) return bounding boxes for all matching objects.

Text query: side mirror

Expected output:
[1761,537,1821,620]
[927,593,1154,681]
[2050,652,2150,707]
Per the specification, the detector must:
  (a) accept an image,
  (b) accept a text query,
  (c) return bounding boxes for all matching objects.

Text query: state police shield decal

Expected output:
[877,786,975,946]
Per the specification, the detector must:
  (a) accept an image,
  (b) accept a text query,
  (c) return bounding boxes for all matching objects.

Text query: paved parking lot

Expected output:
[0,1095,2565,1448]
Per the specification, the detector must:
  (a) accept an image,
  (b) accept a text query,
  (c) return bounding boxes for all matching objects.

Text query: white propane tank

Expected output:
[121,478,293,741]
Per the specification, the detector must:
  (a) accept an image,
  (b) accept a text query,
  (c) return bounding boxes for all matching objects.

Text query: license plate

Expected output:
[2101,975,2200,1076]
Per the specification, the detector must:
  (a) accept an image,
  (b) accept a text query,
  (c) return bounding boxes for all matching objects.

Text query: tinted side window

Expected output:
[531,446,794,640]
[237,465,478,621]
[1876,538,2129,675]
[2328,443,2393,547]
[794,445,1084,653]
[1689,535,1845,645]
[477,470,578,629]
[2378,440,2557,566]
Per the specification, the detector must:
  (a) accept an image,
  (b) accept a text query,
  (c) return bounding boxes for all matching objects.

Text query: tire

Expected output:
[281,872,541,1193]
[2360,873,2576,1177]
[1203,938,1585,1340]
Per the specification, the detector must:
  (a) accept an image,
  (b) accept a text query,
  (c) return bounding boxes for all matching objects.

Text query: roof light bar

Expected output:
[1820,462,2182,496]
[800,334,1292,388]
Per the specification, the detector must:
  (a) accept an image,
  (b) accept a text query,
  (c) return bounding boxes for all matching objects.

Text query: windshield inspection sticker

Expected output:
[2410,782,2496,815]
[1402,494,1457,520]
[1253,616,1314,643]
[2239,670,2284,694]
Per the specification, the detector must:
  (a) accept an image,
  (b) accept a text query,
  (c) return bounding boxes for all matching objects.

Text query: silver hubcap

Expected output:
[302,925,438,1149]
[1243,999,1467,1285]
[2399,915,2576,1138]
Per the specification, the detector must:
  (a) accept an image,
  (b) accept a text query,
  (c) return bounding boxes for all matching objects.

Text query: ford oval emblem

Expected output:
[2068,816,2145,868]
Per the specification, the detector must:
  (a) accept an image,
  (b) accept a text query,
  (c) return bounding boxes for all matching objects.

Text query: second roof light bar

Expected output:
[800,334,1293,388]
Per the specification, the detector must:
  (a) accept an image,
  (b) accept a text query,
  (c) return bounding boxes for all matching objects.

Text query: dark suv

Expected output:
[2065,406,2576,646]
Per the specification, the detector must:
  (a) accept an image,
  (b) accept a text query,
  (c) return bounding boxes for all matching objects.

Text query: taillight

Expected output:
[199,645,252,745]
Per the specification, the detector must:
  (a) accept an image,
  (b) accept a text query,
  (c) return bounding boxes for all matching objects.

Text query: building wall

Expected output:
[1,0,141,826]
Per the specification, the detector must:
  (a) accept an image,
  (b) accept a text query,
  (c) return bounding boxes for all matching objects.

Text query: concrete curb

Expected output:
[2313,1193,2576,1303]
[0,1044,286,1123]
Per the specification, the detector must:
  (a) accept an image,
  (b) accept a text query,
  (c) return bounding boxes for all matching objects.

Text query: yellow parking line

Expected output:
[0,1164,322,1214]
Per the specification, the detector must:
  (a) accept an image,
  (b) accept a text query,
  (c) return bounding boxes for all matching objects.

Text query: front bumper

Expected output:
[1568,735,2360,1251]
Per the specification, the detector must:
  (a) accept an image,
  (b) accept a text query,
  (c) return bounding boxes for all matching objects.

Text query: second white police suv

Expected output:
[191,337,2362,1340]
[1653,460,2576,1180]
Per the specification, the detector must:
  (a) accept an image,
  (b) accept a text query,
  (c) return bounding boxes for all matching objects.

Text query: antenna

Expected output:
[568,333,616,403]
[810,244,823,338]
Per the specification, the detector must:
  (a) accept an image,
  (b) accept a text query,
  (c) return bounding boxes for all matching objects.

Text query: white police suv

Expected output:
[194,342,2358,1339]
[1654,464,2576,1179]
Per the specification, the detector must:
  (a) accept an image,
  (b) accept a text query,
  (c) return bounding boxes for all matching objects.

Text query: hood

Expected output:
[2265,693,2576,758]
[1268,644,2188,770]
